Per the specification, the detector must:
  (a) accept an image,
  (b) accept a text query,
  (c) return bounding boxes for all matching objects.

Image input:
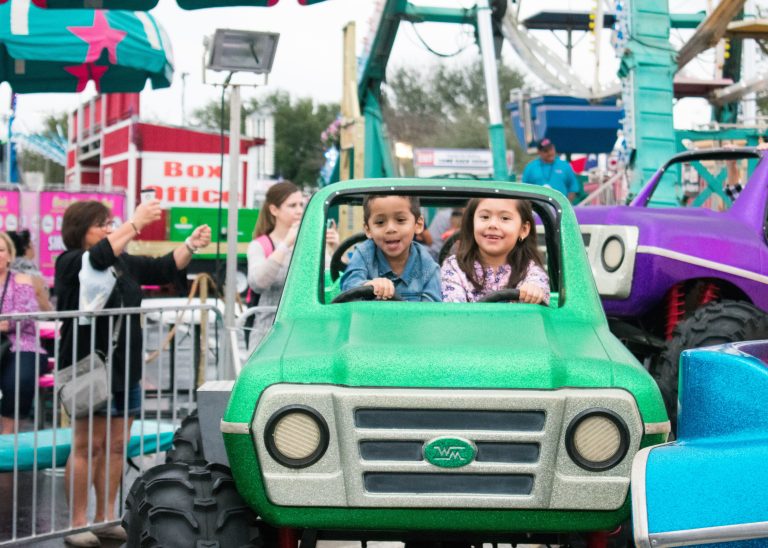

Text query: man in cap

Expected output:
[521,138,580,203]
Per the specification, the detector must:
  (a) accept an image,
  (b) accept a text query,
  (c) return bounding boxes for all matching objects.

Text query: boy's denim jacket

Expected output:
[340,239,442,302]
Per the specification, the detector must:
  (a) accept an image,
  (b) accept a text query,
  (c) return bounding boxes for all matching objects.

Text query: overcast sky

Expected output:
[1,0,717,135]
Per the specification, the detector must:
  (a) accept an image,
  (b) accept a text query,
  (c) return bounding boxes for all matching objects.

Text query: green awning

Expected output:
[27,0,329,10]
[0,2,174,93]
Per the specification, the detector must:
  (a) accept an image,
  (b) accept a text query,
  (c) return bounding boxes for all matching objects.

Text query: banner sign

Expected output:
[413,148,513,178]
[38,191,126,284]
[0,191,20,233]
[141,152,247,208]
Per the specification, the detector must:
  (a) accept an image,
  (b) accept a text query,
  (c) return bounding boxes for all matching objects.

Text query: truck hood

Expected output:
[270,307,625,390]
[576,204,721,228]
[574,205,754,244]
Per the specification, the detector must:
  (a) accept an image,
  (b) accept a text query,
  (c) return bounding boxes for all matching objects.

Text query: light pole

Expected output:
[204,29,279,376]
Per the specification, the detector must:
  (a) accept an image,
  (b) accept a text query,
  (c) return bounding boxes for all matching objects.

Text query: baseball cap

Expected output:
[536,138,554,150]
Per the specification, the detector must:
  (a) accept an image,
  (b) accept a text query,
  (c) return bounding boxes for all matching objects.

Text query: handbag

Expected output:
[58,311,123,420]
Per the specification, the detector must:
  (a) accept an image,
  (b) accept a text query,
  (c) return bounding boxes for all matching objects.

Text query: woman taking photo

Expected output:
[55,199,210,547]
[247,181,338,349]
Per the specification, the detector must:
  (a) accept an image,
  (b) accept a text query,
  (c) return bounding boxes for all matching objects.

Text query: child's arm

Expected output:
[519,262,551,305]
[440,256,469,303]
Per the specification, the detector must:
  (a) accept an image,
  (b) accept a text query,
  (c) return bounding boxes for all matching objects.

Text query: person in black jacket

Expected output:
[55,199,210,547]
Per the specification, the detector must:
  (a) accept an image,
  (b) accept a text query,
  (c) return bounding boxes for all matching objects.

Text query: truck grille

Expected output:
[254,385,643,509]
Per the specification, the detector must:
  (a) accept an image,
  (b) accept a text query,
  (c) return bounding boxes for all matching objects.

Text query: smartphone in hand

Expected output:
[141,188,157,203]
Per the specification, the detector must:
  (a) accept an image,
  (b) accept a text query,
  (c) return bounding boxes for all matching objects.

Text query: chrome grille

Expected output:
[254,385,644,509]
[355,408,546,431]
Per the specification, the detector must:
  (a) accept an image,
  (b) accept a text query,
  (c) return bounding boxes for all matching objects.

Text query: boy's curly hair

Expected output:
[362,195,421,225]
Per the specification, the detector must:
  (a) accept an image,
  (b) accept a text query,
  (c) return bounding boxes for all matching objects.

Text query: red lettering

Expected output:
[145,185,162,200]
[164,161,182,177]
[187,165,204,178]
[207,166,222,178]
[202,190,219,202]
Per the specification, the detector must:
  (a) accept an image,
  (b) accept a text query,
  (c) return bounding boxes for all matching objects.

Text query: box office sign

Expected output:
[141,152,246,208]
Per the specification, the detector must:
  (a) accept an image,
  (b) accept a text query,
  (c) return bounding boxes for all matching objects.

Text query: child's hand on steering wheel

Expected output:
[364,278,396,300]
[519,282,545,304]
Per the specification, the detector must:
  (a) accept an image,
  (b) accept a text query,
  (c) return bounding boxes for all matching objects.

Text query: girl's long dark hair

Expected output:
[253,181,300,238]
[455,198,544,291]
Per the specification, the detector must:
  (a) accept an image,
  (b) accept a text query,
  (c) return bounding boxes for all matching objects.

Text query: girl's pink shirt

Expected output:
[1,273,42,352]
[440,255,550,304]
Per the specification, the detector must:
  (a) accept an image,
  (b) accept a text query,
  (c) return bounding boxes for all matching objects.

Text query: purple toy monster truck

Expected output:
[575,147,768,428]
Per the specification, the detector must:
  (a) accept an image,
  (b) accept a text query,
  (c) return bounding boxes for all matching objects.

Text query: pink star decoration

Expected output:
[67,11,126,65]
[64,63,109,92]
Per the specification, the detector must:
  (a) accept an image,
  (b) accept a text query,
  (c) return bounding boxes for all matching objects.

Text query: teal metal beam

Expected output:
[670,13,706,29]
[358,0,408,106]
[619,1,678,202]
[403,4,476,25]
[363,93,396,178]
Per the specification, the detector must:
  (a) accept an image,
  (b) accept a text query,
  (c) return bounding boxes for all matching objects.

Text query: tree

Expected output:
[382,61,531,172]
[190,91,338,187]
[17,112,68,184]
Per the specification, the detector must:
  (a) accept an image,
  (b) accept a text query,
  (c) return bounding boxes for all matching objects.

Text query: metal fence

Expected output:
[0,303,236,546]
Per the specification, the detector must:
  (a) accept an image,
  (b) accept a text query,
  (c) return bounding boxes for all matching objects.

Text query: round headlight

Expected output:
[265,406,329,468]
[565,409,629,471]
[601,236,625,272]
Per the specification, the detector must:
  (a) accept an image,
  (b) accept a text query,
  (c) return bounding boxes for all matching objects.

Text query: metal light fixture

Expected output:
[204,28,279,377]
[206,29,279,74]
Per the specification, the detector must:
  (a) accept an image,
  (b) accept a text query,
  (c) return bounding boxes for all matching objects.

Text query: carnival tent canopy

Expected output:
[0,1,173,93]
[28,0,328,10]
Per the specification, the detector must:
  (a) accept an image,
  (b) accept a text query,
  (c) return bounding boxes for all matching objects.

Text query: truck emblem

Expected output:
[423,437,476,468]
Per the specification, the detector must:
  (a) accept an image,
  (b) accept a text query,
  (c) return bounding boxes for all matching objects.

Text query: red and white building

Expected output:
[65,93,272,239]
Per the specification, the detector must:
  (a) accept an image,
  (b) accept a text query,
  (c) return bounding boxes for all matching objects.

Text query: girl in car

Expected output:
[441,197,549,304]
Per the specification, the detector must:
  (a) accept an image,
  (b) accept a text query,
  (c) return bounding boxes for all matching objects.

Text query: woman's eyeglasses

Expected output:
[96,219,119,230]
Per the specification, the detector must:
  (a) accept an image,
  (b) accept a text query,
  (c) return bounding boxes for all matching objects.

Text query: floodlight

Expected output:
[205,29,279,74]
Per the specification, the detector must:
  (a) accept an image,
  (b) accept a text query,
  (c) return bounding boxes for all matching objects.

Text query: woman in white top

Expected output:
[247,181,338,349]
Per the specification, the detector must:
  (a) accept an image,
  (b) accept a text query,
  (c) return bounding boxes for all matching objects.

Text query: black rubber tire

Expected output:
[656,300,768,431]
[165,411,205,464]
[123,462,262,548]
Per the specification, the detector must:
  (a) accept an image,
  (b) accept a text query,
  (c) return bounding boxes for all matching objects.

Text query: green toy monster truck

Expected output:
[124,179,669,548]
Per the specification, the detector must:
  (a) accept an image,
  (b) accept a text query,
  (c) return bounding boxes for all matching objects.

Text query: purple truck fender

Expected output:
[574,148,768,319]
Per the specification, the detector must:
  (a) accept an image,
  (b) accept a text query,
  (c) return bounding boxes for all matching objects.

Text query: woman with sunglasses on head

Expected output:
[54,199,211,547]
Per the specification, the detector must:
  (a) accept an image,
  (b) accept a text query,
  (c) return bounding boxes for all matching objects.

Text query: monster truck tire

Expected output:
[165,411,205,464]
[123,462,262,548]
[656,300,768,431]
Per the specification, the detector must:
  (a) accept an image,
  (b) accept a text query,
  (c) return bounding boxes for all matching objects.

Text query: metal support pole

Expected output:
[476,0,508,180]
[224,84,241,378]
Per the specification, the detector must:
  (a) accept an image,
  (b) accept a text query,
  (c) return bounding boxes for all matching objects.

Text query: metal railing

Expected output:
[0,303,235,546]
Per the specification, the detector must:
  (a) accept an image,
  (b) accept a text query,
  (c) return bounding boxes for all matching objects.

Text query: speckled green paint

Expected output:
[223,178,668,533]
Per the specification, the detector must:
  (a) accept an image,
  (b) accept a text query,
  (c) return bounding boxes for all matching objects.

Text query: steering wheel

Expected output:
[478,288,521,303]
[438,232,460,265]
[331,285,404,304]
[330,232,368,281]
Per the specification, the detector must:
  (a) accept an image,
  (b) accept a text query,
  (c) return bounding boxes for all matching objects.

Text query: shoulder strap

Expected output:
[256,234,275,258]
[0,272,11,312]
